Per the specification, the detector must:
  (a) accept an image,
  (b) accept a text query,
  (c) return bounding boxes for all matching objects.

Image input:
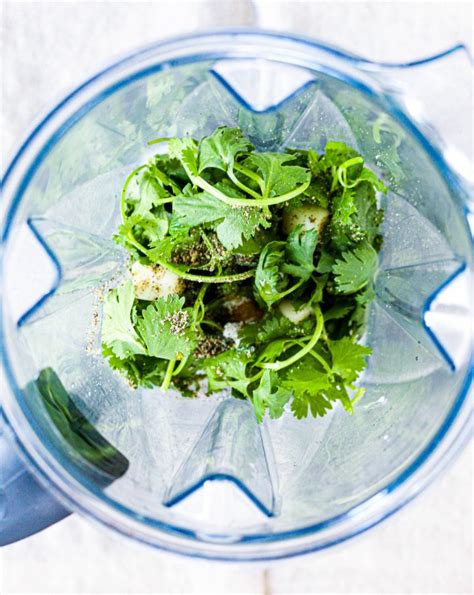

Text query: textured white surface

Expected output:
[1,1,473,594]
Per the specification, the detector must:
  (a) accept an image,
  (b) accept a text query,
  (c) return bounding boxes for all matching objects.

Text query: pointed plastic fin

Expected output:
[169,479,269,530]
[163,399,278,517]
[211,59,315,113]
[381,191,457,270]
[3,219,59,325]
[375,258,464,370]
[17,217,124,326]
[424,264,472,371]
[210,62,318,150]
[365,301,449,385]
[282,88,358,151]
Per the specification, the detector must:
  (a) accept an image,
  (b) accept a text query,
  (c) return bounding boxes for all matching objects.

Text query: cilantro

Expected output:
[138,296,197,360]
[255,241,288,306]
[255,227,317,306]
[172,187,270,250]
[328,337,372,384]
[101,281,146,359]
[204,349,254,396]
[252,370,292,423]
[282,226,318,281]
[135,170,170,217]
[333,241,378,293]
[102,126,388,422]
[243,152,310,198]
[198,126,253,173]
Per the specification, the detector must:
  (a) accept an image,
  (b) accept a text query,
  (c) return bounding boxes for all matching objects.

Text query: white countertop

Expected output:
[1,2,472,593]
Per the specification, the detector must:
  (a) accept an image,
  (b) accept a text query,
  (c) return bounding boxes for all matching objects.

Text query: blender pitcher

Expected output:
[0,30,472,560]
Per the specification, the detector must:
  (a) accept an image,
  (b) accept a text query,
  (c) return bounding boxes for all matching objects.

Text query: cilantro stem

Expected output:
[337,157,364,189]
[121,165,147,221]
[124,231,255,284]
[201,319,223,331]
[233,162,263,186]
[153,256,255,283]
[294,340,332,375]
[172,357,188,376]
[227,167,262,200]
[147,137,172,145]
[192,284,208,328]
[273,279,304,301]
[247,369,264,383]
[259,306,324,371]
[161,358,176,391]
[190,173,311,208]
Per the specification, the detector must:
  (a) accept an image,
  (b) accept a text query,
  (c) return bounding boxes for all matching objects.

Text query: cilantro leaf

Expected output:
[282,360,332,419]
[328,337,372,384]
[325,381,353,413]
[172,187,269,249]
[168,137,199,177]
[282,226,318,280]
[252,370,292,422]
[333,241,378,293]
[255,241,288,306]
[103,345,167,389]
[204,349,253,396]
[315,250,336,274]
[101,281,146,359]
[323,141,360,168]
[134,170,170,217]
[198,126,253,173]
[255,226,318,305]
[333,187,358,229]
[244,152,309,198]
[137,295,197,360]
[282,361,331,396]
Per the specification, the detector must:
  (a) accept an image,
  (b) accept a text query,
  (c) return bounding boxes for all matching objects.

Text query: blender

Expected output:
[1,30,472,560]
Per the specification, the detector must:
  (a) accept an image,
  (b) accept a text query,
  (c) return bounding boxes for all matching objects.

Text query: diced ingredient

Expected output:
[131,262,185,301]
[282,205,330,237]
[279,300,313,324]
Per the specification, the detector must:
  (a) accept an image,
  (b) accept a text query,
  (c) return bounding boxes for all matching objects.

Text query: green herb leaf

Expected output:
[172,187,270,249]
[252,370,292,422]
[328,337,372,384]
[244,152,309,198]
[198,126,253,173]
[333,241,378,293]
[137,295,197,360]
[282,226,318,281]
[255,241,288,306]
[204,349,253,396]
[101,281,146,359]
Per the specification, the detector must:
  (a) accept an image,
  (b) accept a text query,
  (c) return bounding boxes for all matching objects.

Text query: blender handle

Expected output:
[0,420,71,546]
[363,44,473,192]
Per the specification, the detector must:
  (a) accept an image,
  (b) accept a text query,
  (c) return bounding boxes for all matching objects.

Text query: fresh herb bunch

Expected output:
[101,126,387,422]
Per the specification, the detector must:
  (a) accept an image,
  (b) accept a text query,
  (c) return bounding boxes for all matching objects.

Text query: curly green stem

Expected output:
[120,165,147,221]
[191,172,311,208]
[233,162,263,186]
[172,357,188,377]
[125,232,255,284]
[259,306,324,371]
[227,167,262,200]
[294,340,332,375]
